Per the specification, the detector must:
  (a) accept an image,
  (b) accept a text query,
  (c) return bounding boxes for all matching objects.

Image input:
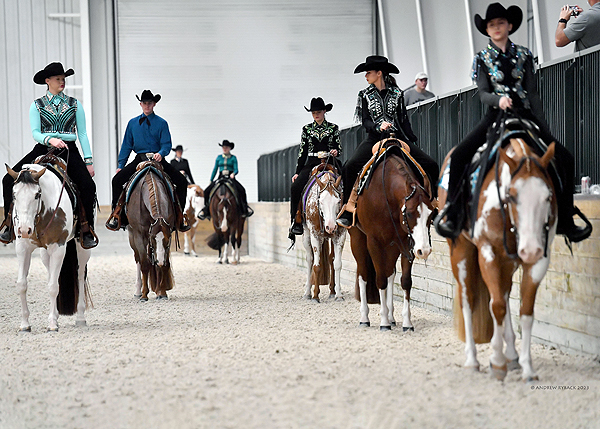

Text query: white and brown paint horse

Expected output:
[6,164,91,331]
[438,139,557,382]
[127,163,175,301]
[183,184,204,257]
[301,167,346,301]
[206,181,245,264]
[349,141,436,330]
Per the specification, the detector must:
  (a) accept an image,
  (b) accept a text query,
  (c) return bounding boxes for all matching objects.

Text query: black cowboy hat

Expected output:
[172,145,184,152]
[354,55,400,74]
[304,97,333,112]
[219,140,235,149]
[474,3,523,36]
[33,62,74,85]
[136,90,161,103]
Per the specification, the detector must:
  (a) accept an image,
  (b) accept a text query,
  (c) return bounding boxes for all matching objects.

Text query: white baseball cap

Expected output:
[415,72,428,80]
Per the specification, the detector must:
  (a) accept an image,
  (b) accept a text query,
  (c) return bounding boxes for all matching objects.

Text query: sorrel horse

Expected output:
[349,140,437,330]
[126,161,175,301]
[438,138,557,382]
[206,179,245,264]
[301,165,346,301]
[183,184,204,257]
[6,163,92,331]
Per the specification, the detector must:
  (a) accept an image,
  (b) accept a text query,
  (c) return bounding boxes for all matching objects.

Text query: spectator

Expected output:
[404,72,435,106]
[555,1,600,51]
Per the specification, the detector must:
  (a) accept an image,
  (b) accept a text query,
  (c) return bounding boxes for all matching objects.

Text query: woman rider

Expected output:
[198,140,253,219]
[337,55,440,228]
[434,3,592,242]
[0,62,98,248]
[289,97,342,236]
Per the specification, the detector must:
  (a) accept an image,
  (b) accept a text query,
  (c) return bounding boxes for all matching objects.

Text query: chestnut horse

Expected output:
[127,163,175,300]
[206,180,245,264]
[438,138,557,382]
[183,184,204,257]
[301,167,346,301]
[6,164,92,331]
[349,140,437,330]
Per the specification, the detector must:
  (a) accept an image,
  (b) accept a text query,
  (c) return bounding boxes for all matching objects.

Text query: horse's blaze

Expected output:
[412,202,432,259]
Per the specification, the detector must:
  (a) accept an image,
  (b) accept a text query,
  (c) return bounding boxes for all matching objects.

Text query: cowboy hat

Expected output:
[219,140,235,149]
[172,145,185,152]
[354,55,400,74]
[474,3,522,36]
[33,62,74,85]
[136,90,161,103]
[304,97,333,112]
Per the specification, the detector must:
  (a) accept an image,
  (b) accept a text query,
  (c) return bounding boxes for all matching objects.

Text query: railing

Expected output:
[258,45,600,201]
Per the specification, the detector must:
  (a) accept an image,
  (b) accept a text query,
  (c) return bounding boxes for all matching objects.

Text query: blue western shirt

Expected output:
[118,112,172,169]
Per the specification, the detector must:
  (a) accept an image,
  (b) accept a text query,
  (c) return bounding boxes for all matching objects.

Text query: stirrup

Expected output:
[80,225,99,249]
[336,209,355,230]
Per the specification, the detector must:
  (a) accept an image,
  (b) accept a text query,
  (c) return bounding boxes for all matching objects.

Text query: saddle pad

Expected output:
[208,178,242,212]
[125,165,176,207]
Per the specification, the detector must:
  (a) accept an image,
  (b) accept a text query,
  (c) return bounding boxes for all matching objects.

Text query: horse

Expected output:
[349,140,437,330]
[301,165,346,301]
[438,137,557,382]
[183,184,204,257]
[6,163,92,331]
[126,161,176,301]
[206,179,245,264]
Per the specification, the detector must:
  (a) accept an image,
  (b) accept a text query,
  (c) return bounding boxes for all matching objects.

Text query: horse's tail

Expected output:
[206,232,225,250]
[148,265,174,293]
[354,251,380,304]
[57,239,79,315]
[453,266,493,344]
[315,239,332,286]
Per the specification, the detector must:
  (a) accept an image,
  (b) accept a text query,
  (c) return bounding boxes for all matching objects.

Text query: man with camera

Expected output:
[555,1,600,51]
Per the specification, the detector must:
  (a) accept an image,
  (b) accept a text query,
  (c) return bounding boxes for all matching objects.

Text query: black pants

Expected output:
[447,108,575,224]
[111,154,188,210]
[290,158,342,220]
[342,135,440,203]
[203,177,249,213]
[2,142,96,228]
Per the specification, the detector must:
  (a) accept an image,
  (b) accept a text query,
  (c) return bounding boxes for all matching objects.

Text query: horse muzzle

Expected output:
[17,225,34,239]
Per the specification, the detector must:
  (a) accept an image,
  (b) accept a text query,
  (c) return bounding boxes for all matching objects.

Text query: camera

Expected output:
[569,5,581,16]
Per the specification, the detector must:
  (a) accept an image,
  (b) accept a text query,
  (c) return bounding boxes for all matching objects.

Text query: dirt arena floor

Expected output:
[0,225,599,429]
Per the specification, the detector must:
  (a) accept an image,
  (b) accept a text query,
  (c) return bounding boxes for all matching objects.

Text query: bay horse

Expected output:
[6,163,92,331]
[301,165,346,301]
[126,161,175,301]
[183,184,204,257]
[206,179,245,264]
[438,137,557,382]
[349,139,437,330]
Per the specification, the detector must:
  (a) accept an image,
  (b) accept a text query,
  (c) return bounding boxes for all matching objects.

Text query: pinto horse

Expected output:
[349,140,437,330]
[183,184,204,257]
[438,138,557,382]
[206,179,245,264]
[126,162,176,300]
[6,163,92,331]
[301,165,346,301]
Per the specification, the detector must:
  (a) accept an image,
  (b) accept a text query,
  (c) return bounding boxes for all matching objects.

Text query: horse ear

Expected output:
[540,142,556,170]
[500,147,518,171]
[315,175,326,190]
[334,175,342,188]
[509,139,526,158]
[5,164,18,180]
[30,167,46,181]
[197,187,204,197]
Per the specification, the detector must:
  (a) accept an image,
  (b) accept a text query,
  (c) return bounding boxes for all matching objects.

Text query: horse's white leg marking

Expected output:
[135,263,142,296]
[310,234,322,299]
[489,298,507,369]
[220,241,229,264]
[46,244,67,331]
[519,315,538,381]
[302,232,312,299]
[333,233,345,299]
[379,287,390,328]
[183,231,190,254]
[358,275,369,324]
[15,240,35,330]
[402,290,413,330]
[458,259,479,369]
[386,273,396,325]
[75,243,91,325]
[503,293,518,363]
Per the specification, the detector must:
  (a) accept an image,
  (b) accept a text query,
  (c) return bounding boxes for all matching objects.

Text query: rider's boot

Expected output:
[336,181,359,229]
[290,209,303,235]
[556,206,593,243]
[106,190,126,231]
[434,202,464,239]
[78,204,99,249]
[175,199,191,232]
[198,203,210,221]
[243,205,254,218]
[0,204,14,244]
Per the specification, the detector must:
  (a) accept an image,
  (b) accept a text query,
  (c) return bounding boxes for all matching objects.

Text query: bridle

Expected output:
[147,217,171,266]
[315,171,342,233]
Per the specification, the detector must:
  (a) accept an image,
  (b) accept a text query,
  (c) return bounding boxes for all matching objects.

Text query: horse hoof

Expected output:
[46,327,59,333]
[157,295,169,300]
[465,364,480,372]
[184,252,190,255]
[303,294,311,300]
[76,320,87,327]
[335,296,345,302]
[359,322,370,328]
[390,321,396,326]
[402,326,415,332]
[524,375,539,384]
[134,294,142,298]
[380,325,392,331]
[490,363,508,381]
[507,358,521,371]
[140,297,148,302]
[18,326,31,333]
[311,298,320,303]
[231,261,238,265]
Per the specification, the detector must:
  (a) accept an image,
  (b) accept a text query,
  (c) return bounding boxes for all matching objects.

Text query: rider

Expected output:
[198,140,253,220]
[106,90,190,232]
[434,2,592,243]
[289,97,342,236]
[336,55,440,228]
[170,144,195,185]
[0,62,98,249]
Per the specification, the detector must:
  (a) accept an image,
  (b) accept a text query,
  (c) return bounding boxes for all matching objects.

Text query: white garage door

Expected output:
[116,0,373,201]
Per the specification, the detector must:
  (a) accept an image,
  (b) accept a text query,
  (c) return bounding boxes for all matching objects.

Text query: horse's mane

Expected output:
[386,154,420,189]
[15,170,39,185]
